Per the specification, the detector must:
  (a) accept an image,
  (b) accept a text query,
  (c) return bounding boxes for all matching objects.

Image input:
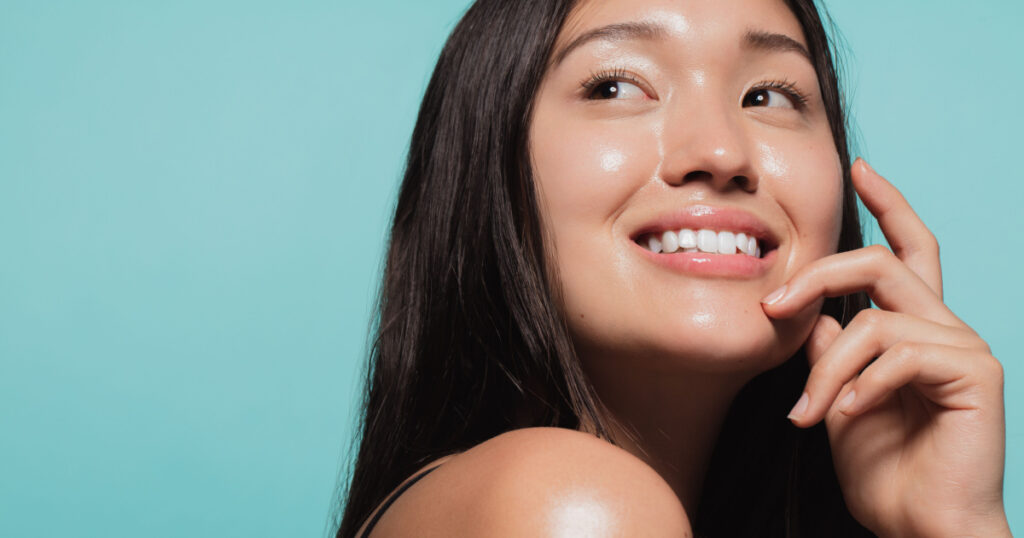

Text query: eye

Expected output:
[742,88,796,109]
[580,69,650,101]
[587,79,646,100]
[741,80,809,110]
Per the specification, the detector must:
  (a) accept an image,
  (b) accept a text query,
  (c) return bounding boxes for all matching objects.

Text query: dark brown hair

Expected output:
[334,1,873,536]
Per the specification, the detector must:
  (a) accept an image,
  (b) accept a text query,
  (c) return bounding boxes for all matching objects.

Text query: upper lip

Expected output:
[630,204,781,250]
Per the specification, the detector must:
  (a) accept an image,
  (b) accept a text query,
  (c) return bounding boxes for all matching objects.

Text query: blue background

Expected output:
[1,1,1020,535]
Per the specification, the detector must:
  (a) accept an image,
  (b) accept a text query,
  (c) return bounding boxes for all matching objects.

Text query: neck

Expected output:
[582,356,753,516]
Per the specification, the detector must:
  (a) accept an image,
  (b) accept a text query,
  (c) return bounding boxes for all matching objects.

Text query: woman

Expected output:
[336,0,1009,535]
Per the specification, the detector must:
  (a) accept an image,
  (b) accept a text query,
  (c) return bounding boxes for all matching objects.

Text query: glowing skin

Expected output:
[545,491,619,538]
[359,0,1009,534]
[530,0,841,375]
[525,0,844,518]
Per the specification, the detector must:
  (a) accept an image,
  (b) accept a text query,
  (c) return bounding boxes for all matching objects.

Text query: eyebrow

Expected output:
[551,21,667,66]
[742,29,811,62]
[551,21,811,66]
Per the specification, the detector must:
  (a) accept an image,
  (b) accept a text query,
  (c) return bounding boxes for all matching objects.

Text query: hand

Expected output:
[760,159,1009,537]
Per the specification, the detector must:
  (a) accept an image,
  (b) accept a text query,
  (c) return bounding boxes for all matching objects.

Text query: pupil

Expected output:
[746,90,767,106]
[599,82,618,99]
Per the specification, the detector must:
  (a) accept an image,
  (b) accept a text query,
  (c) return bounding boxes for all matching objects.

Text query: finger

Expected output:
[792,314,842,424]
[804,314,842,367]
[787,308,983,427]
[836,342,1003,416]
[852,158,943,298]
[762,244,965,329]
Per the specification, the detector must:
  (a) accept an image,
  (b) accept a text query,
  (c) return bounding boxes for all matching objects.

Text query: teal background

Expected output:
[1,0,1020,535]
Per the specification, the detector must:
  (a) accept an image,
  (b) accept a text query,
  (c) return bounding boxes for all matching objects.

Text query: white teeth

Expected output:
[647,235,663,253]
[639,227,767,257]
[678,229,697,249]
[661,230,679,253]
[717,231,736,254]
[736,233,749,254]
[697,229,718,253]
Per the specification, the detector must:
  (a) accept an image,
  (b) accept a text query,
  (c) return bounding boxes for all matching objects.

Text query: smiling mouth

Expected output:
[634,227,777,258]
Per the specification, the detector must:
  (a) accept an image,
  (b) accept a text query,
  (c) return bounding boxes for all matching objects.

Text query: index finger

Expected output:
[761,245,966,330]
[852,158,943,298]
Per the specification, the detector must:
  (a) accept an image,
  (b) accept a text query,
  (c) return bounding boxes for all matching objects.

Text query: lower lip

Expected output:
[633,243,777,278]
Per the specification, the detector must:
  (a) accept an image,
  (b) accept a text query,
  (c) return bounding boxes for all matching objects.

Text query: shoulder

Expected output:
[366,427,691,537]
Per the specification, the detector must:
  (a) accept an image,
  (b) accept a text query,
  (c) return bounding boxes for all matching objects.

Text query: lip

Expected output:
[632,243,777,278]
[629,204,780,278]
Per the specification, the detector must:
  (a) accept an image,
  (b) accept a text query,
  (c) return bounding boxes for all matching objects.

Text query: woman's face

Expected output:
[530,0,842,374]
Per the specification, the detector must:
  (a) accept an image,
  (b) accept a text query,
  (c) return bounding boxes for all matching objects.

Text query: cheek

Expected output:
[757,139,844,261]
[529,111,663,330]
[531,117,661,231]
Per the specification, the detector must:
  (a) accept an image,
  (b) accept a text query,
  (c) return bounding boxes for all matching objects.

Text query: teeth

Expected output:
[661,230,679,253]
[736,233,749,255]
[717,231,736,254]
[697,229,718,253]
[647,235,663,253]
[638,227,768,257]
[678,229,697,249]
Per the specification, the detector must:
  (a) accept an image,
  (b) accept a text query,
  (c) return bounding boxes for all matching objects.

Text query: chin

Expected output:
[657,321,801,376]
[570,295,817,379]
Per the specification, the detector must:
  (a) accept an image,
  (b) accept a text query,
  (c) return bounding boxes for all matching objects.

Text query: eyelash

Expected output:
[750,78,810,109]
[578,69,810,110]
[579,68,645,96]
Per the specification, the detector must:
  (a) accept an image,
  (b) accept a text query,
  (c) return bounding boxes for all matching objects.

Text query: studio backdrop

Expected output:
[1,0,1021,536]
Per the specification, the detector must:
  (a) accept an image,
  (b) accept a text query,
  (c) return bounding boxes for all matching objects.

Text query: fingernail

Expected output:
[761,285,787,305]
[787,392,809,421]
[838,390,857,413]
[860,158,876,174]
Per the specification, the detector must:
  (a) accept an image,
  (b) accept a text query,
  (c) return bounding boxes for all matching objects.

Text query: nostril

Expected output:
[682,170,712,183]
[677,170,755,192]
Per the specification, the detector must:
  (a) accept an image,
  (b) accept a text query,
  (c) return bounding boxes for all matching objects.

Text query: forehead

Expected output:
[558,0,807,54]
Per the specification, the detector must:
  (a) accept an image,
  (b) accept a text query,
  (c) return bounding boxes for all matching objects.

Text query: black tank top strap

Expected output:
[358,464,443,537]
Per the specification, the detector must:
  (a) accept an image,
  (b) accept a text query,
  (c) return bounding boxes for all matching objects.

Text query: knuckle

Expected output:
[864,244,891,261]
[922,232,940,255]
[983,355,1004,382]
[864,244,897,275]
[848,309,889,345]
[967,334,992,354]
[852,308,885,330]
[888,340,919,363]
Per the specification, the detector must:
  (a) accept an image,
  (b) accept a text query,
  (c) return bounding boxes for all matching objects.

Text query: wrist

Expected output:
[884,508,1011,538]
[957,513,1011,538]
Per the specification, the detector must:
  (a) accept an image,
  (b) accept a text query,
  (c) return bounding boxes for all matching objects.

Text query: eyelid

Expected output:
[746,78,810,109]
[579,68,657,100]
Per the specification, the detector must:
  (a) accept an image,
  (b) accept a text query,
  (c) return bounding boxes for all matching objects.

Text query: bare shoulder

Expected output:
[367,427,691,537]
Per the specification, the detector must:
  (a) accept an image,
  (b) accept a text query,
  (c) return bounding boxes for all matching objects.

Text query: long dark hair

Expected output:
[334,0,873,536]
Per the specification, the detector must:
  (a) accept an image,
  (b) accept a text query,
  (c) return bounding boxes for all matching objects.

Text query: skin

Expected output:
[766,159,1008,536]
[531,0,840,519]
[363,0,1009,535]
[531,0,1008,534]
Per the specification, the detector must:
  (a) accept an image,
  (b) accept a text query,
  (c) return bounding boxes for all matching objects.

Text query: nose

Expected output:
[658,98,758,193]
